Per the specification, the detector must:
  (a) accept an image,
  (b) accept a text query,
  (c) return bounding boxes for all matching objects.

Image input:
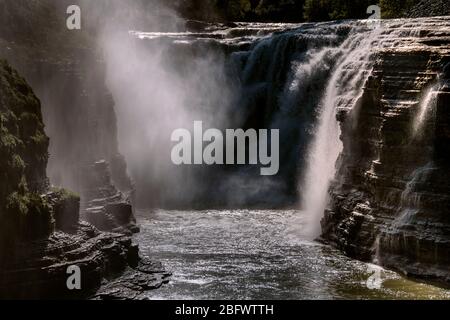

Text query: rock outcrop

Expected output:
[82,160,139,235]
[0,2,171,299]
[0,60,168,299]
[92,258,171,300]
[1,220,137,299]
[0,59,51,249]
[321,18,450,284]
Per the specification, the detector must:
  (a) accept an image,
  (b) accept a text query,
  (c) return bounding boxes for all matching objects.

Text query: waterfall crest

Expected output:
[102,17,448,221]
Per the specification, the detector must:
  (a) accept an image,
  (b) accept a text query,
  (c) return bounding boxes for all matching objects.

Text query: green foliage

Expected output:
[175,0,305,22]
[303,0,374,21]
[175,0,423,22]
[379,0,420,18]
[50,187,80,202]
[298,0,421,21]
[0,59,51,250]
[254,0,305,21]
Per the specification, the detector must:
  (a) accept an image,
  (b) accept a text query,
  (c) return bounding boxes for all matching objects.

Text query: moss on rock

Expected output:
[47,187,80,233]
[0,59,51,251]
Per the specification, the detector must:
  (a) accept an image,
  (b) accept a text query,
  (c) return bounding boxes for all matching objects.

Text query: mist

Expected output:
[94,0,241,208]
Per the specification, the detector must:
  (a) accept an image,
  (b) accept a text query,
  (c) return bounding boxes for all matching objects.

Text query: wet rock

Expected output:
[82,160,139,234]
[93,272,170,300]
[0,222,136,299]
[92,258,171,300]
[321,21,450,285]
[0,60,166,299]
[45,189,80,233]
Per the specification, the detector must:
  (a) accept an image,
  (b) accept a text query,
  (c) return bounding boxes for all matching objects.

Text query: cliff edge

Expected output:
[0,60,169,299]
[321,19,450,285]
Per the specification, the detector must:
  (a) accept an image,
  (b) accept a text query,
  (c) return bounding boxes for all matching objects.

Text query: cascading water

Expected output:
[103,18,445,225]
[94,15,450,298]
[104,19,388,220]
[412,83,439,138]
[376,162,436,263]
[300,25,382,237]
[394,162,434,227]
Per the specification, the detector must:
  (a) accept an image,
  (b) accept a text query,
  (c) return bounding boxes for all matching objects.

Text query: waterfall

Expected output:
[375,162,435,264]
[301,25,382,238]
[102,19,400,212]
[395,163,434,228]
[412,83,439,138]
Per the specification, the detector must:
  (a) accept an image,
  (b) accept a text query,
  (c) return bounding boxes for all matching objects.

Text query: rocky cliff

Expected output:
[0,59,51,249]
[321,18,450,284]
[0,0,139,234]
[0,0,134,197]
[0,1,166,298]
[0,60,169,299]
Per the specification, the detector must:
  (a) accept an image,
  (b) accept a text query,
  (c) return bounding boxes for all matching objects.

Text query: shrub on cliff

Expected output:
[48,187,80,233]
[0,59,52,252]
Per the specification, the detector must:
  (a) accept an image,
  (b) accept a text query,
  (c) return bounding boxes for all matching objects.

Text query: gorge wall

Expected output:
[406,0,450,18]
[0,1,171,299]
[0,0,139,230]
[1,0,449,294]
[321,18,450,284]
[0,0,133,194]
[0,59,50,248]
[0,59,169,299]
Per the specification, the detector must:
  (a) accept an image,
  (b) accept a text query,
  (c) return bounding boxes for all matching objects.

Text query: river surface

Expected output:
[135,209,450,300]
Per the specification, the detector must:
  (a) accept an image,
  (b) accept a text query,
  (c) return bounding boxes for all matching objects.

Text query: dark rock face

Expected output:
[0,0,134,198]
[0,60,168,299]
[0,2,171,299]
[321,22,450,284]
[92,258,171,300]
[0,2,139,241]
[46,189,80,233]
[0,222,136,299]
[0,59,52,248]
[82,160,139,235]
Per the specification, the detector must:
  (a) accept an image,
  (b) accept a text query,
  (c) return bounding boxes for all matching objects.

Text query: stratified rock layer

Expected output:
[92,258,171,300]
[82,160,139,235]
[0,60,167,299]
[322,18,450,284]
[0,59,51,248]
[0,221,137,299]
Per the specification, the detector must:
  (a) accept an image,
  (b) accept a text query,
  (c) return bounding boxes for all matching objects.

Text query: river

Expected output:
[134,209,450,300]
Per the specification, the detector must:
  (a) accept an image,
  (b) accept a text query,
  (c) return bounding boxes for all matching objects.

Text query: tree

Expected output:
[303,0,375,22]
[379,0,420,18]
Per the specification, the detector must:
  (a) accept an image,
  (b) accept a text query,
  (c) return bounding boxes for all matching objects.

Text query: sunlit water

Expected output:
[135,209,450,300]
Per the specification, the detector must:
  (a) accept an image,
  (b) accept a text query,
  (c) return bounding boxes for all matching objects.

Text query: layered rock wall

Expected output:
[322,20,450,284]
[0,60,167,299]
